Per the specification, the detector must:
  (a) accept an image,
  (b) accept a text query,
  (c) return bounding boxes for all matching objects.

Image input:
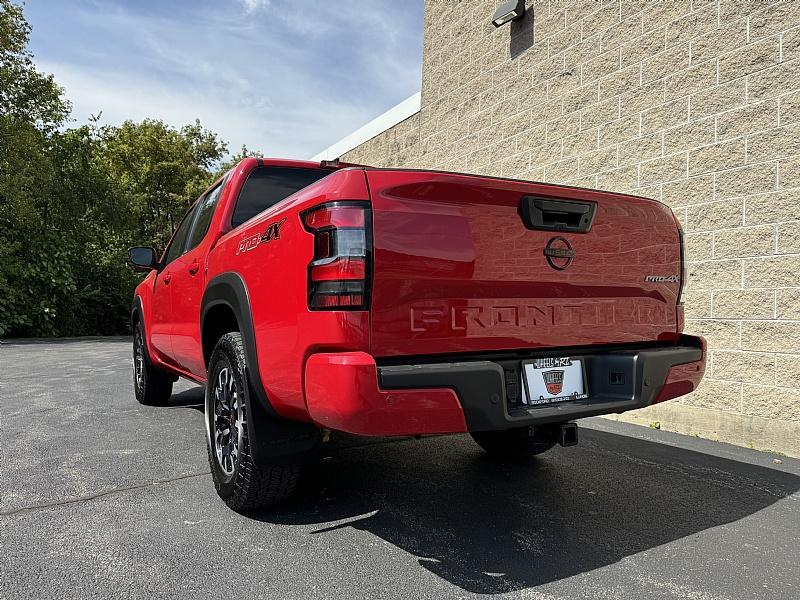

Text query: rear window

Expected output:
[231,166,330,228]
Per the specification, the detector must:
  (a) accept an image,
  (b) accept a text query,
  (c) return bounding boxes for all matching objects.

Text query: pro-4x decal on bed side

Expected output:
[261,218,287,243]
[235,218,287,255]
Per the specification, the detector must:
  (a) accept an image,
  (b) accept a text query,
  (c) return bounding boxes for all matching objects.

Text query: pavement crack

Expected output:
[1,471,210,517]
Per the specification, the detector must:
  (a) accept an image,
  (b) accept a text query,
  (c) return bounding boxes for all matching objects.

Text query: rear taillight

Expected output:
[302,202,371,310]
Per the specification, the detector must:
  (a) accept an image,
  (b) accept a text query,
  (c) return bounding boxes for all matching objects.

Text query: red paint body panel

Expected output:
[148,267,173,361]
[305,352,467,435]
[366,170,681,357]
[132,158,700,436]
[206,165,372,421]
[653,337,707,404]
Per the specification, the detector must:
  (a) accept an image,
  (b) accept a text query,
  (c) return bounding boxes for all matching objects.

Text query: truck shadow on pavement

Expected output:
[249,429,800,594]
[164,387,205,410]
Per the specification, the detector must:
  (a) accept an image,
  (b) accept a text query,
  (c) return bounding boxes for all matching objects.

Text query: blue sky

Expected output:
[24,0,424,158]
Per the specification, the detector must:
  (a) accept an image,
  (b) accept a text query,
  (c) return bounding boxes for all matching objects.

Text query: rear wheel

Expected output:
[471,426,555,460]
[206,332,303,511]
[132,321,173,406]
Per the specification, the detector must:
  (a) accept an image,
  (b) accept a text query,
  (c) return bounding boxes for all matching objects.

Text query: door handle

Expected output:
[188,262,200,276]
[163,273,172,285]
[519,195,596,233]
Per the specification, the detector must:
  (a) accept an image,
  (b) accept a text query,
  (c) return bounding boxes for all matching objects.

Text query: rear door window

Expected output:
[163,205,198,265]
[231,166,330,228]
[186,179,225,250]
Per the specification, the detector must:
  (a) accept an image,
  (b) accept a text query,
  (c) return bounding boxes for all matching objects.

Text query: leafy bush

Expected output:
[0,1,237,337]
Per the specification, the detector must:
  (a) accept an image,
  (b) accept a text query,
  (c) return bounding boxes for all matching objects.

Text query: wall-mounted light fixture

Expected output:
[492,0,525,27]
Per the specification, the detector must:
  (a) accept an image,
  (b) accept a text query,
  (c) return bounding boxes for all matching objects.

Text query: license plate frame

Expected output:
[521,356,589,406]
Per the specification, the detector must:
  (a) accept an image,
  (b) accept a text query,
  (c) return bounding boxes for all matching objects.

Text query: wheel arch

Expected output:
[131,295,153,363]
[201,272,320,465]
[201,302,240,368]
[131,295,144,327]
[130,294,178,395]
[201,272,272,413]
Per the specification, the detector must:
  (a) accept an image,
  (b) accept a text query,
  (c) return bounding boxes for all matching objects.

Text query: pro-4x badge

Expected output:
[261,218,287,244]
[235,218,287,255]
[542,369,564,395]
[644,274,679,283]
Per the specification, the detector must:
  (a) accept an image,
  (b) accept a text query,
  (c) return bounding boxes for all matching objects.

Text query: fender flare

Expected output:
[131,295,179,381]
[131,295,145,327]
[131,295,154,363]
[201,272,276,417]
[201,272,319,465]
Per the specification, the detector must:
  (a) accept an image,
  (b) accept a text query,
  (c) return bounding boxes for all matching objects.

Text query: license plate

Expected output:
[521,357,588,406]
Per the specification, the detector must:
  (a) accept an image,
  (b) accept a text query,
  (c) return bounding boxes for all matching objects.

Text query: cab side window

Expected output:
[163,205,197,265]
[231,166,330,229]
[186,180,224,251]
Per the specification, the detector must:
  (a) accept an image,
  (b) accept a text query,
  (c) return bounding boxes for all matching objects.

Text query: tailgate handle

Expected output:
[519,196,596,233]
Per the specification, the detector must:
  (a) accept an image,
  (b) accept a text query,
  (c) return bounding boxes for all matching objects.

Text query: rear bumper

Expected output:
[304,335,706,436]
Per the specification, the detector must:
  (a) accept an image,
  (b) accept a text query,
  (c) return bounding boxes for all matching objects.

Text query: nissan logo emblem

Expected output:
[543,236,575,270]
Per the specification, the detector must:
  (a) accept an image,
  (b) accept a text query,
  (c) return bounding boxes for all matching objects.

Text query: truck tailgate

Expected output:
[366,170,681,358]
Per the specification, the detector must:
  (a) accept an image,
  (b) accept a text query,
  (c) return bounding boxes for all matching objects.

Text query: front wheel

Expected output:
[206,332,303,511]
[132,322,173,406]
[471,426,555,460]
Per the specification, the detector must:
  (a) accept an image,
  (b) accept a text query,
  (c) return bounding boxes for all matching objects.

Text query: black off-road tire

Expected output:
[132,321,173,406]
[206,332,303,512]
[471,426,555,460]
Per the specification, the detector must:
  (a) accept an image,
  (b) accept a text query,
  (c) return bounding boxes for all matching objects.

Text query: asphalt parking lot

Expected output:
[1,338,799,599]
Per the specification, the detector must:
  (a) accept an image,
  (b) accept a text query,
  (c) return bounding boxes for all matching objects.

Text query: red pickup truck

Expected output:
[128,157,705,511]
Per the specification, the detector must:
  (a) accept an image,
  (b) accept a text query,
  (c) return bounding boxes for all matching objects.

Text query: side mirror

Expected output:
[128,246,158,271]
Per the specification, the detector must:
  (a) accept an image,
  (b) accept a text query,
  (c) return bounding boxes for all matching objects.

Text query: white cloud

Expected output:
[40,59,368,159]
[240,0,268,12]
[27,0,423,159]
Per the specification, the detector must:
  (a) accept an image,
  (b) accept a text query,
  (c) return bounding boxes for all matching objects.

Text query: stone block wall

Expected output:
[342,0,800,455]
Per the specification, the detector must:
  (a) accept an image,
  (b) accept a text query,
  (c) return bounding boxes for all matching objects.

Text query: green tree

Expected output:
[0,0,69,129]
[211,144,263,181]
[96,118,228,250]
[0,0,72,335]
[0,1,245,337]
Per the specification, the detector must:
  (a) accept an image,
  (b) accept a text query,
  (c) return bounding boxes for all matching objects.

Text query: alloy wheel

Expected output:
[133,329,145,393]
[213,366,244,476]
